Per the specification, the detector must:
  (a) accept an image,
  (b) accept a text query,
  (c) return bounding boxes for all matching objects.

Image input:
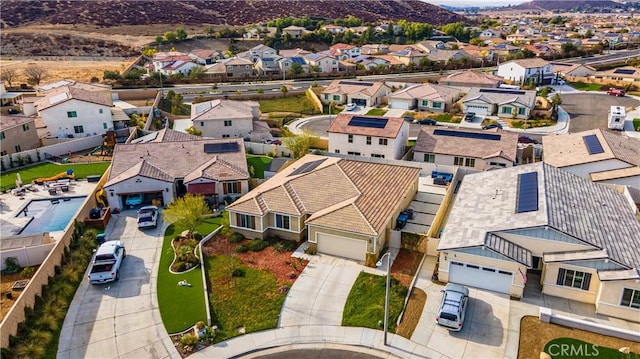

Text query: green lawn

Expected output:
[569,82,603,91]
[205,254,287,342]
[0,162,110,191]
[258,94,319,115]
[157,217,222,334]
[428,113,459,123]
[342,272,407,332]
[544,338,637,358]
[366,108,388,116]
[634,118,640,132]
[246,155,273,179]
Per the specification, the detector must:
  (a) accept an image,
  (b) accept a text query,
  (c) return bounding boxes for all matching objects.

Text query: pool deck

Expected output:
[0,180,99,239]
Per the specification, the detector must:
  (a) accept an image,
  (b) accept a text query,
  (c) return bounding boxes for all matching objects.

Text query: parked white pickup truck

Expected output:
[88,240,126,285]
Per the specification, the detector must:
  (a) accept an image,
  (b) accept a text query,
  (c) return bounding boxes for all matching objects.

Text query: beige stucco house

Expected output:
[388,83,463,112]
[437,162,640,321]
[0,115,39,156]
[327,114,408,160]
[190,99,260,140]
[226,154,420,262]
[462,87,536,119]
[320,80,390,107]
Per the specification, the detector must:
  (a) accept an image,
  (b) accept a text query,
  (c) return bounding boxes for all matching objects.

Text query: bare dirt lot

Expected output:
[0,58,136,85]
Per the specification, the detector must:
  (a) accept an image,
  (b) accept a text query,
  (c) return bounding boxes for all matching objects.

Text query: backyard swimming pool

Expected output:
[16,197,87,235]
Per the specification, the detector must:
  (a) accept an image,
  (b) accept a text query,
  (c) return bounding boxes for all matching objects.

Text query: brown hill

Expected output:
[513,0,622,11]
[0,0,467,28]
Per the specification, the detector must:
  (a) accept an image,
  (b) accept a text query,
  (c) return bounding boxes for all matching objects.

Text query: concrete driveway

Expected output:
[278,255,362,327]
[57,210,178,359]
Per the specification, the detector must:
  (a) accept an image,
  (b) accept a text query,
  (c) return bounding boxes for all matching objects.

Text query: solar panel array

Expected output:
[479,88,526,95]
[291,57,306,64]
[433,129,501,141]
[516,172,539,213]
[613,69,636,75]
[583,134,604,155]
[288,158,327,177]
[339,81,374,87]
[203,142,240,154]
[348,116,388,129]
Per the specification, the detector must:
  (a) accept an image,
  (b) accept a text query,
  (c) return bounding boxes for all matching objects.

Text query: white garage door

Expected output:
[448,261,512,294]
[316,233,366,261]
[465,104,490,116]
[390,100,410,110]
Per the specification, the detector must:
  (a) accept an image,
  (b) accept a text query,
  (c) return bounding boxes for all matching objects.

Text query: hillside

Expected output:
[0,0,467,28]
[513,0,623,11]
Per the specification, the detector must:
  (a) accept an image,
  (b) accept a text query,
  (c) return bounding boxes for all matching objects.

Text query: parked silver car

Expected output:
[436,283,469,331]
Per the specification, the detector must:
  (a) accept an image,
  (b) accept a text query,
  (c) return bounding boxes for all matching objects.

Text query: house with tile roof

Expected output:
[589,66,640,83]
[226,154,420,262]
[35,84,114,138]
[497,58,554,85]
[542,129,640,189]
[440,70,503,88]
[303,53,338,73]
[388,83,463,112]
[549,62,596,78]
[205,57,255,78]
[320,80,390,107]
[462,87,536,119]
[413,127,518,170]
[0,115,39,156]
[436,162,640,320]
[190,99,260,140]
[188,49,222,65]
[104,130,249,210]
[328,43,361,60]
[327,114,408,160]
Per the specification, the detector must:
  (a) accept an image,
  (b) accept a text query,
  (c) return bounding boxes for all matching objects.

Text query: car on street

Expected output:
[482,123,503,130]
[137,206,159,229]
[403,115,414,122]
[518,135,540,144]
[607,88,625,97]
[464,112,475,122]
[345,103,357,111]
[416,118,437,126]
[436,283,469,331]
[7,108,20,114]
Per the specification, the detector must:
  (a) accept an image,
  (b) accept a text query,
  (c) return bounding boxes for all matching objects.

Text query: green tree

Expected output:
[189,66,206,80]
[283,129,319,159]
[155,35,164,44]
[176,26,188,40]
[256,88,264,94]
[170,92,184,115]
[164,31,177,42]
[289,63,304,74]
[280,85,288,97]
[550,93,562,115]
[103,70,121,81]
[123,69,143,81]
[561,43,577,55]
[163,194,212,239]
[204,26,214,38]
[142,46,158,58]
[185,126,203,136]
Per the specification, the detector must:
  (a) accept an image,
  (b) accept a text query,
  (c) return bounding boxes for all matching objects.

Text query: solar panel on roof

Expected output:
[479,88,526,95]
[583,134,604,155]
[291,57,306,64]
[433,129,501,141]
[516,172,538,213]
[613,69,636,75]
[338,81,374,87]
[203,142,239,154]
[348,116,388,129]
[288,158,327,177]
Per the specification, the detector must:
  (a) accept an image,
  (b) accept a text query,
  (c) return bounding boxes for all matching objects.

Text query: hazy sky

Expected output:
[422,0,527,7]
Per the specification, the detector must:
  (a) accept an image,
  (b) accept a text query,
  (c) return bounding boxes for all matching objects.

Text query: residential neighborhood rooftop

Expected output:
[327,114,405,138]
[389,83,461,102]
[464,87,536,108]
[35,85,113,111]
[0,115,34,130]
[322,80,388,97]
[191,99,258,121]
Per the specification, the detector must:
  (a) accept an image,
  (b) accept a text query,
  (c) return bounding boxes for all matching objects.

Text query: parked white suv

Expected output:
[436,283,469,331]
[137,206,159,229]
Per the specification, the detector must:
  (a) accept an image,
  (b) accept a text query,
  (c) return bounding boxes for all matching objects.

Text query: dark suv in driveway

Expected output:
[463,112,475,122]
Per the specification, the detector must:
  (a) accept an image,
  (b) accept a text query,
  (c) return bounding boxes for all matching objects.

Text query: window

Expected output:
[275,214,290,230]
[0,150,6,156]
[421,100,428,107]
[103,123,107,129]
[225,182,240,194]
[424,153,435,163]
[379,138,388,146]
[333,95,340,101]
[224,120,232,127]
[14,145,21,152]
[556,268,591,290]
[335,149,340,154]
[366,136,371,145]
[201,121,205,127]
[324,94,329,100]
[432,102,443,109]
[518,107,526,115]
[22,124,29,131]
[489,161,507,168]
[620,288,640,309]
[371,154,385,158]
[454,156,464,166]
[347,151,361,156]
[222,134,230,138]
[465,158,475,167]
[236,214,255,230]
[0,132,4,140]
[74,125,84,134]
[501,107,512,114]
[99,109,103,114]
[67,111,78,118]
[348,134,353,143]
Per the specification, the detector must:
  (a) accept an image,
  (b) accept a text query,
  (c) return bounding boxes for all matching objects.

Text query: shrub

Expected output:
[280,240,299,251]
[192,231,203,241]
[234,244,250,253]
[179,333,199,348]
[3,257,20,273]
[231,268,246,277]
[248,239,268,252]
[229,232,244,243]
[21,266,35,278]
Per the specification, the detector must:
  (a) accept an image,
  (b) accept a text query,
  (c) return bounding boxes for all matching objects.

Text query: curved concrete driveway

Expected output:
[57,210,179,359]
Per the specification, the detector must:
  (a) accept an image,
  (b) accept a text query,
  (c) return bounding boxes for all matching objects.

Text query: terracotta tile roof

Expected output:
[228,154,420,236]
[389,83,462,102]
[154,128,204,142]
[442,70,503,85]
[191,99,257,121]
[36,85,112,111]
[502,57,550,69]
[105,137,248,187]
[327,114,404,138]
[321,80,389,97]
[414,127,518,162]
[0,115,34,130]
[183,157,250,184]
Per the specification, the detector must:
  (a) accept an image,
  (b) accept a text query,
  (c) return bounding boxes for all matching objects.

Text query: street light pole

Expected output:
[377,251,392,346]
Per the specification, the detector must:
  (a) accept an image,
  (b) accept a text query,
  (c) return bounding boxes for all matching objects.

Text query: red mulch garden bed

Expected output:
[201,234,308,284]
[390,249,423,287]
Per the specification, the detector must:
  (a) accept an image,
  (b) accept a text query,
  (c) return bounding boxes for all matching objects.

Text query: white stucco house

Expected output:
[104,129,250,210]
[327,114,409,160]
[190,99,260,140]
[496,58,554,85]
[303,53,338,73]
[413,127,519,170]
[543,129,640,189]
[35,84,114,138]
[462,87,536,119]
[320,80,390,107]
[437,162,640,321]
[388,83,463,112]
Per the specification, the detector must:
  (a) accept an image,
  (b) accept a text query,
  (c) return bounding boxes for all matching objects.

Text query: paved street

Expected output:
[561,92,640,133]
[57,210,178,359]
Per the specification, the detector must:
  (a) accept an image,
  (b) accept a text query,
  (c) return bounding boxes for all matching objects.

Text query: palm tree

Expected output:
[550,93,562,120]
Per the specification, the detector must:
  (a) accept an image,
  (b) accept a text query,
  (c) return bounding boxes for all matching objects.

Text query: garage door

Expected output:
[390,100,410,110]
[465,104,489,116]
[352,98,367,106]
[316,233,366,262]
[448,261,512,294]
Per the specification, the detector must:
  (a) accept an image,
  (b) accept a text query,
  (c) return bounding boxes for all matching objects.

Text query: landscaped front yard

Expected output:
[569,82,604,91]
[246,155,273,179]
[258,94,319,115]
[0,162,111,191]
[366,108,388,116]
